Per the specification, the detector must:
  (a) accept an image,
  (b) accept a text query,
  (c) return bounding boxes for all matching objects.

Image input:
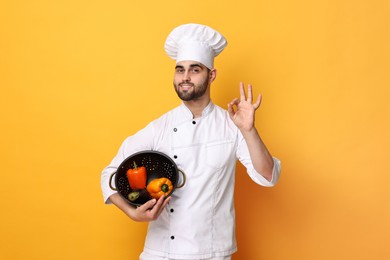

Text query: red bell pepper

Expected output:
[126,161,147,190]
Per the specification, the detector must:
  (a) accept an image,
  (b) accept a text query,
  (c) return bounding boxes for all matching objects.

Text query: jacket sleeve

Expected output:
[100,122,155,204]
[236,131,281,187]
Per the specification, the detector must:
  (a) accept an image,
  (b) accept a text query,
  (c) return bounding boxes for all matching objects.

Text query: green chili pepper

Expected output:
[128,191,140,201]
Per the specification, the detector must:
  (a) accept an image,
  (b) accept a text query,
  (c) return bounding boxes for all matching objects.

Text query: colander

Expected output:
[109,150,186,206]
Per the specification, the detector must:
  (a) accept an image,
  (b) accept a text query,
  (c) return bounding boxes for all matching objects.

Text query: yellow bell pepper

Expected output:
[147,177,173,199]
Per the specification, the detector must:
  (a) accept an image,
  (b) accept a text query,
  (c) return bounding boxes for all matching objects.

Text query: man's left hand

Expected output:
[228,82,262,132]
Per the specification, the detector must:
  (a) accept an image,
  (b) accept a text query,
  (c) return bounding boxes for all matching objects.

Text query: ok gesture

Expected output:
[227,82,262,132]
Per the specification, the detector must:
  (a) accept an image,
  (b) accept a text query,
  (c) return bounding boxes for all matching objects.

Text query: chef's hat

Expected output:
[164,23,227,69]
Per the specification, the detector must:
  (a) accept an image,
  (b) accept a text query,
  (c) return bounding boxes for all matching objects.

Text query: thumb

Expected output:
[227,101,237,119]
[227,103,234,118]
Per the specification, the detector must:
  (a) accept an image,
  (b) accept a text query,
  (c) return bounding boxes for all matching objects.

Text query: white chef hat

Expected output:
[164,23,227,70]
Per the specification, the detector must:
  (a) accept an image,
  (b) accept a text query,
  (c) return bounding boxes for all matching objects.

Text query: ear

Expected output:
[209,69,217,83]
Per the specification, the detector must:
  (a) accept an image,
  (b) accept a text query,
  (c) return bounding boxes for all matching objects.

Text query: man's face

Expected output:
[173,61,214,101]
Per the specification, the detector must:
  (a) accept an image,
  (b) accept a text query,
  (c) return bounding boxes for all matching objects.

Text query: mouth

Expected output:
[179,83,194,91]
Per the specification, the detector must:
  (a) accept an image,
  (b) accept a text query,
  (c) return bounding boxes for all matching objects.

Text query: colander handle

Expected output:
[109,171,117,191]
[176,169,186,189]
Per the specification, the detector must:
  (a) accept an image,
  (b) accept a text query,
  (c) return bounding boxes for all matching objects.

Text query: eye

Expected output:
[191,67,200,73]
[175,68,184,73]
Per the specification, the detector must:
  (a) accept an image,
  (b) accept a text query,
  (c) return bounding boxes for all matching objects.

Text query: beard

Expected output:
[174,76,210,101]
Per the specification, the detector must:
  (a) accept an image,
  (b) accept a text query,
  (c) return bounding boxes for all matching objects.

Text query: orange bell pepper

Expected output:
[146,177,173,199]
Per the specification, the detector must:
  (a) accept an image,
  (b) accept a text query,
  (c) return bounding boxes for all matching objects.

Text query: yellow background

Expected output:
[1,0,389,259]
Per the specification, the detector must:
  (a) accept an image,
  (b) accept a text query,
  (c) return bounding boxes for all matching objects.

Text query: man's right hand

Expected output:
[109,193,171,222]
[132,195,171,222]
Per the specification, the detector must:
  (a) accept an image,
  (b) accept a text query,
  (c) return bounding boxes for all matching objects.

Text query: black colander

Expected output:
[109,150,186,206]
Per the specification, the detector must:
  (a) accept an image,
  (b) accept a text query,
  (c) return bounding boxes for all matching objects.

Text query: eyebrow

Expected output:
[175,63,204,70]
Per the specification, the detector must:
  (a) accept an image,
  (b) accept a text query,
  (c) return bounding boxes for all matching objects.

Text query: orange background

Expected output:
[1,0,389,259]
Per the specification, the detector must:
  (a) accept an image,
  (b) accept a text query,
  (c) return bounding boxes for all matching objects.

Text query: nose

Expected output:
[182,71,191,82]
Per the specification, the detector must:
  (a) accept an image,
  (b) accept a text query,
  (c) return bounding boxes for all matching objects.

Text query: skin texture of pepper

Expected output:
[147,177,173,199]
[126,161,147,190]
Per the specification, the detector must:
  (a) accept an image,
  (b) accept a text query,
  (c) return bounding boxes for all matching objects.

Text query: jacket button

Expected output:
[192,121,196,124]
[174,155,177,159]
[170,236,175,240]
[170,208,174,213]
[173,128,177,132]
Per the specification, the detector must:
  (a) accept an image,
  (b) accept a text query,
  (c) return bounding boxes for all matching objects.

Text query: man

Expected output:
[101,23,281,260]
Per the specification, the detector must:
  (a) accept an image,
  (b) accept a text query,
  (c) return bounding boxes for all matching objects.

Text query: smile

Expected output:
[179,84,194,91]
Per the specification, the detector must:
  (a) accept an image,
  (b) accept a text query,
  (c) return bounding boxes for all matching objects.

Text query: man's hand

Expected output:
[109,193,171,222]
[228,82,262,132]
[131,195,171,222]
[228,82,274,180]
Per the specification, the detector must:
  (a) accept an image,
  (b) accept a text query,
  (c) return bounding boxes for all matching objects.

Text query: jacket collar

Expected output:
[180,101,215,119]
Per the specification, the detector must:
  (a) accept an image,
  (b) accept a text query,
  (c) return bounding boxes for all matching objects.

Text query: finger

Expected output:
[227,102,233,113]
[229,98,240,106]
[154,195,166,213]
[157,196,171,216]
[239,82,246,101]
[145,196,165,220]
[140,198,157,211]
[151,195,165,213]
[162,196,171,208]
[228,98,239,116]
[227,103,235,118]
[253,94,262,109]
[247,84,253,103]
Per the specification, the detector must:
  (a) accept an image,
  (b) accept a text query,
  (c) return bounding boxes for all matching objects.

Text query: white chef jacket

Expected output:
[101,101,281,259]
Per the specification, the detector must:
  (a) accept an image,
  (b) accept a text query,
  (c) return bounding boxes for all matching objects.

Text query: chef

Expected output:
[101,23,281,260]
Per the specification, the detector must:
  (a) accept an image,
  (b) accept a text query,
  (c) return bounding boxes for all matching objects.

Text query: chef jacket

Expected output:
[101,101,281,259]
